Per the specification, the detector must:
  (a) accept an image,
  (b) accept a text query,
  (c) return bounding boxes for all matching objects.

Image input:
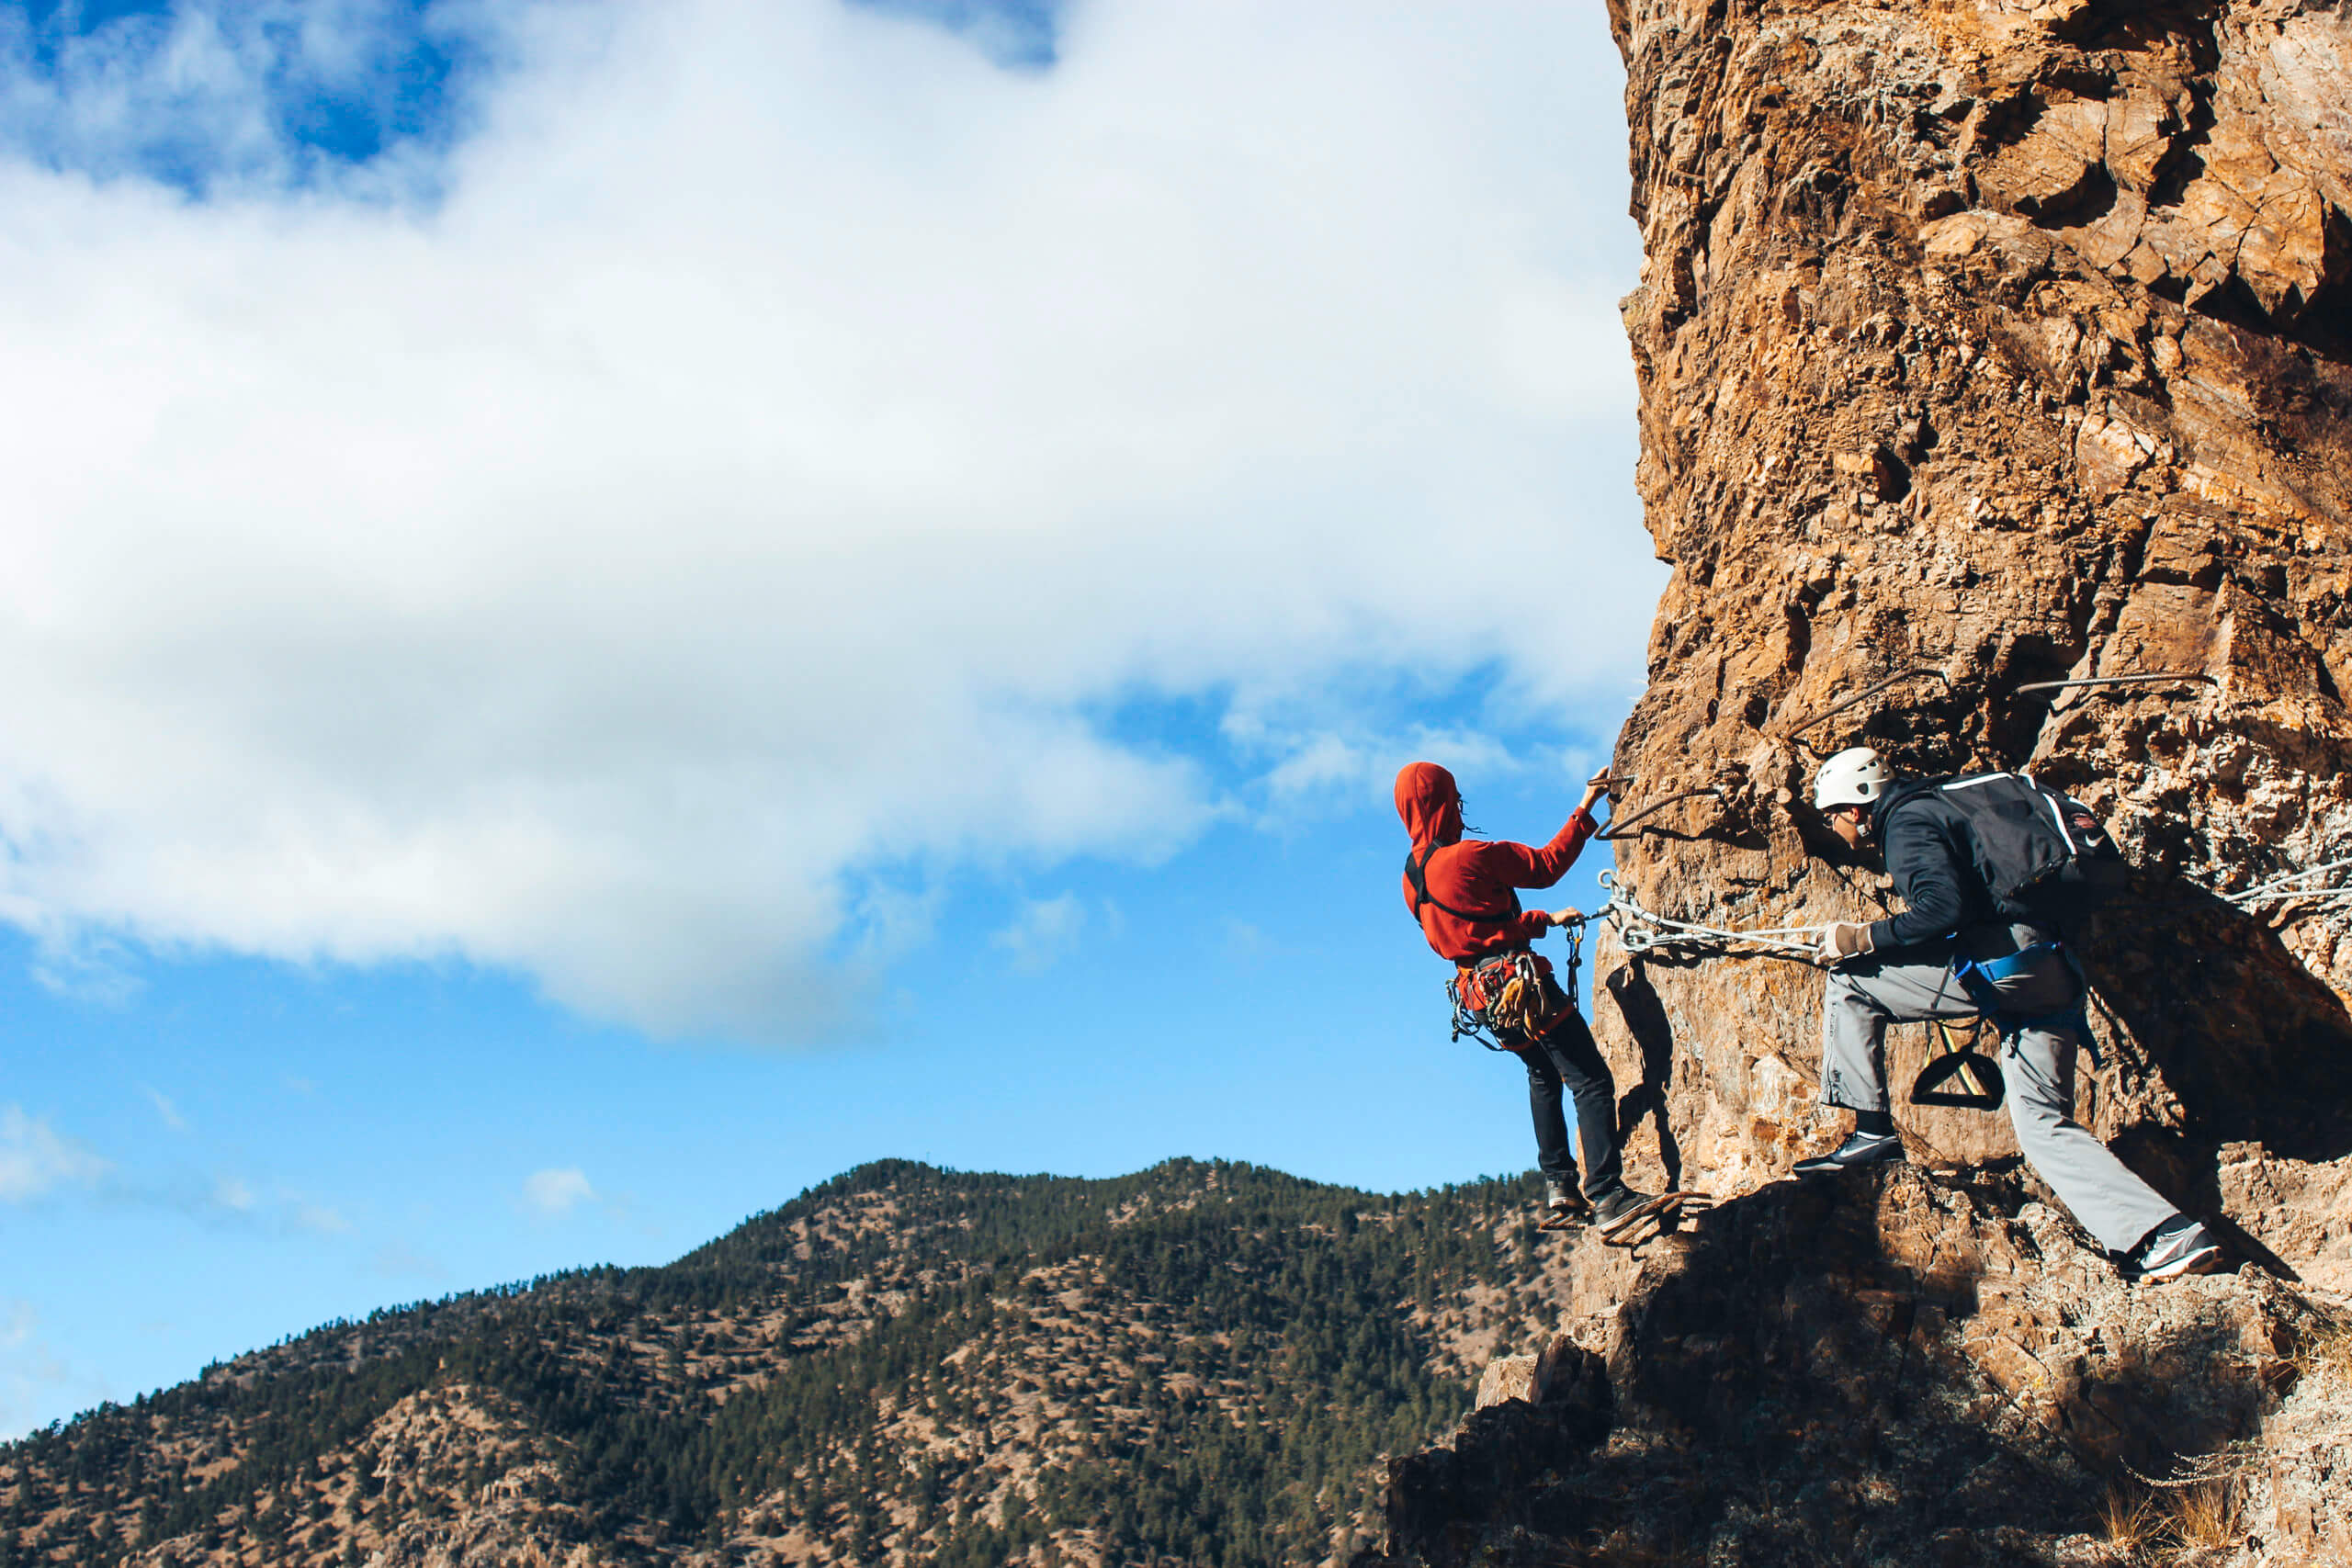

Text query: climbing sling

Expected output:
[1910,1015,2005,1110]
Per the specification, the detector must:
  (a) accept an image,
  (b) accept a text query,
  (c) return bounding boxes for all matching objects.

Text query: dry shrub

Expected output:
[2294,1318,2352,1387]
[2094,1483,2155,1560]
[2165,1476,2242,1552]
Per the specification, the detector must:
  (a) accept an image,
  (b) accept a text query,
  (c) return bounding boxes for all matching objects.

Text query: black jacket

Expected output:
[1864,778,2004,953]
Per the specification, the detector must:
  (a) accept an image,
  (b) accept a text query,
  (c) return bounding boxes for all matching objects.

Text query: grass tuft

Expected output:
[2291,1317,2352,1387]
[2165,1476,2241,1552]
[2094,1482,2154,1559]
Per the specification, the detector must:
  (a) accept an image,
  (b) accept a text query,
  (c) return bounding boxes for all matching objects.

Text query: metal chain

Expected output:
[1569,841,2350,967]
[1586,872,1825,962]
[2214,856,2352,908]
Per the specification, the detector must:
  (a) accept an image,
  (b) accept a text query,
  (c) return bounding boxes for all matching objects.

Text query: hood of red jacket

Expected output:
[1394,761,1464,852]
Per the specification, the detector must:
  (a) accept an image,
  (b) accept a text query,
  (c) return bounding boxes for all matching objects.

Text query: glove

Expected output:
[1819,920,1876,964]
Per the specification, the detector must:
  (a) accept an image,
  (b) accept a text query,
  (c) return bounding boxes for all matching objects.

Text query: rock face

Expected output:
[1349,6,2352,1561]
[1587,0,2352,1290]
[1363,1168,2352,1567]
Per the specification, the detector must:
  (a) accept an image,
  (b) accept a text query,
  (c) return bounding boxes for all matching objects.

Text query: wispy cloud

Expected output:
[139,1084,188,1132]
[373,1240,447,1281]
[991,894,1087,976]
[0,1300,64,1442]
[89,1167,351,1238]
[522,1167,595,1217]
[292,1200,351,1235]
[1222,708,1549,816]
[0,1107,110,1202]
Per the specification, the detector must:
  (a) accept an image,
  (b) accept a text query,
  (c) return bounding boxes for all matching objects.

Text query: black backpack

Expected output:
[1934,773,2128,930]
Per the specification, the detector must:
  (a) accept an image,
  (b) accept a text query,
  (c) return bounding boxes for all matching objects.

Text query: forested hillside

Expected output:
[0,1159,1579,1568]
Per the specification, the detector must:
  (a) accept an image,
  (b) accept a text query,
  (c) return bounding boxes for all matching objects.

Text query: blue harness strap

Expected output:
[1951,941,2100,1066]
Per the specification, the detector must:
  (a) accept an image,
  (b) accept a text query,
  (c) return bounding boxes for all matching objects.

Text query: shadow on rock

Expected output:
[2084,876,2352,1168]
[1606,959,1685,1193]
[1359,1165,2334,1567]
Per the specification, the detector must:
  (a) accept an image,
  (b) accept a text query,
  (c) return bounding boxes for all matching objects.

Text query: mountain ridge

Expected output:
[2,1156,1603,1568]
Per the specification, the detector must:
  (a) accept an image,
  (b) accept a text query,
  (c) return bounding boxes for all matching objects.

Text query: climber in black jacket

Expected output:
[1799,747,2222,1282]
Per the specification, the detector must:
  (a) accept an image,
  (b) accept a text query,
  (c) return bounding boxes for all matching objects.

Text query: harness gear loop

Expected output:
[1448,947,1558,1049]
[1445,919,1585,1054]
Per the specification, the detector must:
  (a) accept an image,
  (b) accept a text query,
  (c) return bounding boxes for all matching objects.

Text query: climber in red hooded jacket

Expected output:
[1396,761,1675,1236]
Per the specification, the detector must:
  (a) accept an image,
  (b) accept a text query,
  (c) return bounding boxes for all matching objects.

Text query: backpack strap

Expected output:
[1406,843,1521,924]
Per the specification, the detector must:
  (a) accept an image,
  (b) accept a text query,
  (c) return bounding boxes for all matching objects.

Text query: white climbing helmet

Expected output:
[1813,746,1894,811]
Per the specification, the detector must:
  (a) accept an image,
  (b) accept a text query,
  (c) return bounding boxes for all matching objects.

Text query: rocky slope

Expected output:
[1586,0,2352,1282]
[0,1161,1603,1568]
[1363,1167,2352,1567]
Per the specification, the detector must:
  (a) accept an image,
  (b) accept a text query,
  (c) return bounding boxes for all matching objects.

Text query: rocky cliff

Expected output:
[1586,0,2352,1287]
[1361,5,2352,1564]
[1362,1167,2352,1567]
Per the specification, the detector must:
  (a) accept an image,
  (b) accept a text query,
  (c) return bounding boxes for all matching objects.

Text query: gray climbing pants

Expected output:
[1817,941,2181,1255]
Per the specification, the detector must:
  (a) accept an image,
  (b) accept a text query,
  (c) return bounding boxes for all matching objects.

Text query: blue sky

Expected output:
[0,0,1654,1436]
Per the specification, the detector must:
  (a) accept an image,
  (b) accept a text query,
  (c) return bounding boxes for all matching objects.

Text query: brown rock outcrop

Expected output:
[1364,1168,2352,1567]
[1589,0,2352,1286]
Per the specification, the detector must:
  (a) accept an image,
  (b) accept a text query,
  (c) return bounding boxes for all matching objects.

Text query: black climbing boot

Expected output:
[1592,1186,1680,1239]
[1541,1175,1591,1231]
[1792,1131,1905,1177]
[2130,1217,2223,1282]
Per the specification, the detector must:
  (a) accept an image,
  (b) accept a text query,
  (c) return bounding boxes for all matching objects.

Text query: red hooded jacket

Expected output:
[1395,761,1598,964]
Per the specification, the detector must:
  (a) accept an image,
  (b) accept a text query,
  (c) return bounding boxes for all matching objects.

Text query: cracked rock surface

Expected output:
[1370,5,2352,1563]
[1589,0,2352,1284]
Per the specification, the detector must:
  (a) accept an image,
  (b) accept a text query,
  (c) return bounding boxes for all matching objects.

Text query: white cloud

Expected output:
[0,1107,110,1202]
[991,892,1087,975]
[211,1174,256,1212]
[293,1200,352,1235]
[523,1166,595,1215]
[140,1084,188,1131]
[0,0,1657,1043]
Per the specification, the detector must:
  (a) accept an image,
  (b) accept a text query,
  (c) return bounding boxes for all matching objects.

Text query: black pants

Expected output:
[1498,976,1623,1201]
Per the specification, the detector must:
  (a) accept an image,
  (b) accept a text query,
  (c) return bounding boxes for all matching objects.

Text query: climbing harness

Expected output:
[1949,942,2101,1066]
[1448,947,1558,1051]
[1445,919,1590,1053]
